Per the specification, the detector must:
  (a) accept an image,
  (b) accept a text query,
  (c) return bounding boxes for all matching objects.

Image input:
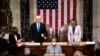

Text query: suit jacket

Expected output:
[68,25,81,43]
[0,38,9,54]
[0,38,18,56]
[9,34,21,44]
[29,23,48,42]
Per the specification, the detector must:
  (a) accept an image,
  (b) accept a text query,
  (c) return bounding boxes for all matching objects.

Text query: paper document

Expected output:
[86,41,95,45]
[24,42,40,46]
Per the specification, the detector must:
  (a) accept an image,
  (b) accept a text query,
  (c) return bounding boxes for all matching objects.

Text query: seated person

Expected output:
[46,38,62,54]
[73,50,83,56]
[95,39,100,56]
[24,47,39,56]
[29,15,48,43]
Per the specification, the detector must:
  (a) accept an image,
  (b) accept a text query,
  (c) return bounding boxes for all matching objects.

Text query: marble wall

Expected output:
[29,0,34,24]
[10,0,21,34]
[93,0,100,40]
[76,0,83,38]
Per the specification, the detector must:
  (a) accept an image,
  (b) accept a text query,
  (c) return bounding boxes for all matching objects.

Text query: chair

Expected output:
[45,24,54,42]
[59,25,68,42]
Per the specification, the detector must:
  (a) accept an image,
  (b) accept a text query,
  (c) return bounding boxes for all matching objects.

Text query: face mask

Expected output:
[24,48,31,55]
[52,42,56,46]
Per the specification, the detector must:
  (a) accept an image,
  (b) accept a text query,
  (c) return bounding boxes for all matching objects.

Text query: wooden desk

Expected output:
[17,42,95,56]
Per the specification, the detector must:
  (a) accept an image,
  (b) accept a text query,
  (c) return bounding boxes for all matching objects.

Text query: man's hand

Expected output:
[41,33,47,39]
[41,34,44,37]
[31,41,35,43]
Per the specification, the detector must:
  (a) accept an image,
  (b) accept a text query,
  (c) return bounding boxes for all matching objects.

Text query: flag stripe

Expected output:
[37,9,40,15]
[49,9,52,27]
[73,0,77,20]
[52,10,55,33]
[70,0,73,20]
[40,9,43,23]
[46,9,49,24]
[43,9,46,23]
[58,0,61,34]
[64,0,67,25]
[55,9,58,34]
[67,0,70,24]
[61,0,64,26]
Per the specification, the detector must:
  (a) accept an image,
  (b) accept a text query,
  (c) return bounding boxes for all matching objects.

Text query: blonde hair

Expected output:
[73,50,83,56]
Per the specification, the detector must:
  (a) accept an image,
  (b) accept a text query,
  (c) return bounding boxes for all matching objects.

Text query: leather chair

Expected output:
[46,24,54,42]
[59,25,68,42]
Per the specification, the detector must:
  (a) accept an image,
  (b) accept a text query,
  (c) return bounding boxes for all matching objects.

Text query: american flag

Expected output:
[34,0,77,35]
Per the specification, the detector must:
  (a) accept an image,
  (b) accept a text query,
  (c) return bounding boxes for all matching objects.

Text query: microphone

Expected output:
[52,42,56,56]
[53,45,55,56]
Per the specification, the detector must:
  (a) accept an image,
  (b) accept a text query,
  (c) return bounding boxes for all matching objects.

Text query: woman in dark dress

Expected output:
[8,27,21,56]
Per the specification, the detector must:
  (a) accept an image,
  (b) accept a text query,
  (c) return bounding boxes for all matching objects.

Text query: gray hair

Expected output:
[73,50,83,56]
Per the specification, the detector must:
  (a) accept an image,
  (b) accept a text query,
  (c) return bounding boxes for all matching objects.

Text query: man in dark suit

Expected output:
[29,16,48,43]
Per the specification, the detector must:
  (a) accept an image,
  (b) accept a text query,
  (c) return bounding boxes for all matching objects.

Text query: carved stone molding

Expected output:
[0,0,13,32]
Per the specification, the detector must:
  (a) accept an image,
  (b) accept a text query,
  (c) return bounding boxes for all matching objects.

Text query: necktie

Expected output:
[72,26,75,33]
[37,23,40,32]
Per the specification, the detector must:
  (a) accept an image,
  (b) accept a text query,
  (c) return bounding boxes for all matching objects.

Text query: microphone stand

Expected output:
[53,45,55,56]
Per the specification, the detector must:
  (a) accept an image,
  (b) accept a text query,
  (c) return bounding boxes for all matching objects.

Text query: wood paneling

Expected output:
[17,44,95,56]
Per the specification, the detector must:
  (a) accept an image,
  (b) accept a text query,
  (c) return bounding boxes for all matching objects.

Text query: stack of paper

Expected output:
[42,42,51,46]
[86,41,95,45]
[56,42,67,46]
[24,42,40,46]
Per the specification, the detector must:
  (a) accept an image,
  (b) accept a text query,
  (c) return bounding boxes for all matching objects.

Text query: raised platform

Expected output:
[17,42,95,56]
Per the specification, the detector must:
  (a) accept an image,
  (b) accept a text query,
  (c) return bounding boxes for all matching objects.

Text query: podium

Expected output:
[17,42,95,56]
[44,54,65,56]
